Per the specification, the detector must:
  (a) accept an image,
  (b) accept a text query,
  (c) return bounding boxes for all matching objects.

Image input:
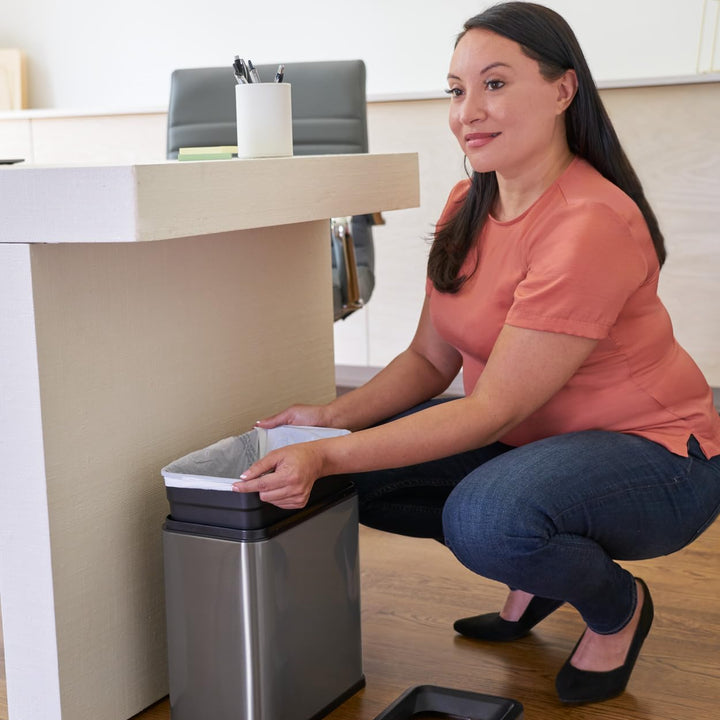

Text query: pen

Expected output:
[247,59,261,83]
[274,64,285,83]
[233,56,250,83]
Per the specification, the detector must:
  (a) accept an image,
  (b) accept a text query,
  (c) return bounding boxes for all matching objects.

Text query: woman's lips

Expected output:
[465,132,501,148]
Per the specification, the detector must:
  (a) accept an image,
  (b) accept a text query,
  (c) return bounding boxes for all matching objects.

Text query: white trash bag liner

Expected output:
[162,425,350,492]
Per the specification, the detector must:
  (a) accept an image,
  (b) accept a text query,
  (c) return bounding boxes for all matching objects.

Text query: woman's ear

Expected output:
[556,69,578,112]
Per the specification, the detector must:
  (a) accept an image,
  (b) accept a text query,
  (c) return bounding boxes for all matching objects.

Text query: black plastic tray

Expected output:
[373,685,523,720]
[165,475,355,534]
[166,484,289,529]
[166,474,354,530]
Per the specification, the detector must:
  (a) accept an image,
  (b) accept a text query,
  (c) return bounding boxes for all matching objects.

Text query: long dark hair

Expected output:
[428,1,666,293]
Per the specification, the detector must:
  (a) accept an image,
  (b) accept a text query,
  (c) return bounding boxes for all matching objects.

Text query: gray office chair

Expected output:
[166,60,377,321]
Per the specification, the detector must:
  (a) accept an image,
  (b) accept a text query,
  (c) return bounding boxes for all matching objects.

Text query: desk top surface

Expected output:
[0,153,419,243]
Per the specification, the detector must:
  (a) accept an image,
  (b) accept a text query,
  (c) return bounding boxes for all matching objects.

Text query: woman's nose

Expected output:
[458,90,488,125]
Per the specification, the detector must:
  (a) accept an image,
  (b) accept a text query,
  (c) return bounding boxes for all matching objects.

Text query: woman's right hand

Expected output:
[254,403,334,430]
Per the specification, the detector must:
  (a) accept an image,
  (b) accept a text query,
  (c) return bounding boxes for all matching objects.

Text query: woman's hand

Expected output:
[255,404,332,430]
[232,441,325,509]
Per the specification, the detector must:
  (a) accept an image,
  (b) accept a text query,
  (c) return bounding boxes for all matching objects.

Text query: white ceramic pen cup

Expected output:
[235,82,293,159]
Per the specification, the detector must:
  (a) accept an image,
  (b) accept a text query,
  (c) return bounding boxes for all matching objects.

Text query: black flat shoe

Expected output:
[555,577,654,704]
[453,595,565,642]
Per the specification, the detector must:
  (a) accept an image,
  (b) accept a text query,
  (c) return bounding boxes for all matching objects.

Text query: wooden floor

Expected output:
[0,603,4,720]
[2,508,718,720]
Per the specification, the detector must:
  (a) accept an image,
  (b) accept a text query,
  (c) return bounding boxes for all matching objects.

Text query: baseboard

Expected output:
[334,364,465,397]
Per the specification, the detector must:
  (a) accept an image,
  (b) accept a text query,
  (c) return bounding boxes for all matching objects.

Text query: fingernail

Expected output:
[239,473,248,480]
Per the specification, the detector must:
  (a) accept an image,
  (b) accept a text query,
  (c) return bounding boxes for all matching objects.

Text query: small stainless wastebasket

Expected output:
[162,433,364,720]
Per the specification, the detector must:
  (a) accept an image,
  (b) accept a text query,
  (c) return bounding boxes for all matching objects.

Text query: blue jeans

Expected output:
[347,400,720,634]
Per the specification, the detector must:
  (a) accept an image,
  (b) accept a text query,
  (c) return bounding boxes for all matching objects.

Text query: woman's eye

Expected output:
[444,87,464,98]
[485,79,505,90]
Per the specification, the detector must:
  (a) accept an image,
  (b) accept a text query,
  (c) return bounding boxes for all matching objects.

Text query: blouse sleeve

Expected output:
[505,201,652,339]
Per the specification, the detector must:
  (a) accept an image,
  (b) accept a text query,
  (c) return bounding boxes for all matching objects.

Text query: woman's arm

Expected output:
[235,323,597,508]
[323,324,597,470]
[257,296,463,431]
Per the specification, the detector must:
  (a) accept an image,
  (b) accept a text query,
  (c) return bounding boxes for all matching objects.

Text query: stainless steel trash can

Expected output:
[163,455,364,720]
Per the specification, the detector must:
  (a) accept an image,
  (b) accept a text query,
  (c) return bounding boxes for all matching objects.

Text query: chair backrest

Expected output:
[167,60,368,158]
[166,60,374,320]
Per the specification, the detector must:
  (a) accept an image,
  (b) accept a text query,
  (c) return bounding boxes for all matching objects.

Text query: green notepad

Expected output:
[178,146,238,161]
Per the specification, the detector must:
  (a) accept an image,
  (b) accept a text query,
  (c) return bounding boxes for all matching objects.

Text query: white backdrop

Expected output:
[0,0,711,110]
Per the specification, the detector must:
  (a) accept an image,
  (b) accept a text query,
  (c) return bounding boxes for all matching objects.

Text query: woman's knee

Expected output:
[443,475,525,574]
[442,453,566,579]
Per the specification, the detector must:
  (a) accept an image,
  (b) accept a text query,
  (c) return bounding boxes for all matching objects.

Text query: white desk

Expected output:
[0,154,419,720]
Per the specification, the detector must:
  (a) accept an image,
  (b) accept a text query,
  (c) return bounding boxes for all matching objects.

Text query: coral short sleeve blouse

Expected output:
[427,158,720,457]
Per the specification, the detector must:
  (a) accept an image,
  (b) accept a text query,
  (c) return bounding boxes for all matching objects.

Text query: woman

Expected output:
[233,2,720,705]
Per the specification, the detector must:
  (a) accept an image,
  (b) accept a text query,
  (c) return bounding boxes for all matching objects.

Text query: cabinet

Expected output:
[0,154,419,720]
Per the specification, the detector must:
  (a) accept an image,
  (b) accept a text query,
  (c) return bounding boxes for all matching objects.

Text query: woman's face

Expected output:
[447,28,575,179]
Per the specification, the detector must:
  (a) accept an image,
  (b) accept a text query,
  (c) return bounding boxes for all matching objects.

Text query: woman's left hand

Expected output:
[232,442,325,509]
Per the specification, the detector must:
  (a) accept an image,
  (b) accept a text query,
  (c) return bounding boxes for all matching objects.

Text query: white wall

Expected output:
[1,0,717,110]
